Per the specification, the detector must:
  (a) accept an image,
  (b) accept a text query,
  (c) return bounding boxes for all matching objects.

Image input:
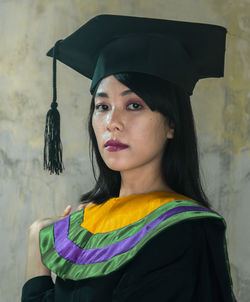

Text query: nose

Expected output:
[106,108,124,132]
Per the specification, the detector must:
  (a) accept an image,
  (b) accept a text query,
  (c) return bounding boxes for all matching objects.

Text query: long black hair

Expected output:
[79,72,211,209]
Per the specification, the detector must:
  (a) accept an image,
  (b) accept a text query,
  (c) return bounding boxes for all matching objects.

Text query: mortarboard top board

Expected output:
[44,14,227,175]
[46,14,227,96]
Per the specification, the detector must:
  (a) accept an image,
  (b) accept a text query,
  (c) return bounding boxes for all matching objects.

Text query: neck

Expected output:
[119,165,174,198]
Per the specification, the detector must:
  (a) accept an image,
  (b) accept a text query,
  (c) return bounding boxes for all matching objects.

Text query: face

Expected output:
[92,75,174,172]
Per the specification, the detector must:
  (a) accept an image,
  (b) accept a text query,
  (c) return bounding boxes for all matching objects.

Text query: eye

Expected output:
[95,102,143,111]
[95,104,108,111]
[127,102,143,110]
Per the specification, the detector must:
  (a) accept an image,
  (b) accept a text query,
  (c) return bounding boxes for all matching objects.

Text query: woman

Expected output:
[22,14,237,301]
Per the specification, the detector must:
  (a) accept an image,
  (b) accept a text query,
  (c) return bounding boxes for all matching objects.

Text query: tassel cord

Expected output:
[44,39,64,174]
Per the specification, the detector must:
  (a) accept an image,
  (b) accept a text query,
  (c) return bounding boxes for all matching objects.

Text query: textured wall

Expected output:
[0,1,249,301]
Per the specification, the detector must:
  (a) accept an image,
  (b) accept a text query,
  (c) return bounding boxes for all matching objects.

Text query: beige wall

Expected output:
[0,1,249,301]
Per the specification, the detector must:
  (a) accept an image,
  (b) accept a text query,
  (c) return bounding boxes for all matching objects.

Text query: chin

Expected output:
[106,164,129,172]
[104,160,132,172]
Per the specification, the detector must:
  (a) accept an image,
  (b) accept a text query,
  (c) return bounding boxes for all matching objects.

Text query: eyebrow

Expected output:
[95,89,134,98]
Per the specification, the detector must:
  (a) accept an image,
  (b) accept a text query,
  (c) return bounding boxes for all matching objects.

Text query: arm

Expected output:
[21,276,55,302]
[22,204,85,301]
[22,218,56,302]
[24,204,88,281]
[25,219,52,282]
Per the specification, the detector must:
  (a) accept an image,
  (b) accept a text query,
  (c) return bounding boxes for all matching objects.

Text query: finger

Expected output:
[77,204,85,211]
[62,205,72,217]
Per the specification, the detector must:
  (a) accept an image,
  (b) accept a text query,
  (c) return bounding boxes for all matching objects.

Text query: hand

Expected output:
[28,203,88,234]
[24,203,87,282]
[28,205,72,234]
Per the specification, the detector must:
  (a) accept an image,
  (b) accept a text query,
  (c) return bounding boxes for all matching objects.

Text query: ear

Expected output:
[167,128,174,139]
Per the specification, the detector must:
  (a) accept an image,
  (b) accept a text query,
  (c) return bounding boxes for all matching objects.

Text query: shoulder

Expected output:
[134,216,226,263]
[139,216,224,251]
[123,217,226,274]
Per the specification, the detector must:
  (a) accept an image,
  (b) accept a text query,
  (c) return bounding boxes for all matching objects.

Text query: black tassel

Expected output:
[44,40,64,174]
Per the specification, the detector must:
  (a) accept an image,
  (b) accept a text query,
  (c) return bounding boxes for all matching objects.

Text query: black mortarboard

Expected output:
[44,14,227,174]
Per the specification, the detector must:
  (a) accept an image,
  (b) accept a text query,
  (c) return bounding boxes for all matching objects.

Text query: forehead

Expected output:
[96,75,128,92]
[95,75,137,98]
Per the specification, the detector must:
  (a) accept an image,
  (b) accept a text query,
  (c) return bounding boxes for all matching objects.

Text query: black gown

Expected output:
[21,192,237,301]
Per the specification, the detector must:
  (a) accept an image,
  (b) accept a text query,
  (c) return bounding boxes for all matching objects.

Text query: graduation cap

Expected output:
[44,14,227,174]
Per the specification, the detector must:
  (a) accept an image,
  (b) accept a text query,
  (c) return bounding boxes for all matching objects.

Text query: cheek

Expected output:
[92,115,103,136]
[131,118,165,142]
[92,117,102,147]
[133,121,167,157]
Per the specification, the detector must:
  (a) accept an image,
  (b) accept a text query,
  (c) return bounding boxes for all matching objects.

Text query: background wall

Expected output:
[0,0,249,301]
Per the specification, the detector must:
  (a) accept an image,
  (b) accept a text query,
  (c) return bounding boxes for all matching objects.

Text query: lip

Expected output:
[104,139,129,148]
[105,145,128,152]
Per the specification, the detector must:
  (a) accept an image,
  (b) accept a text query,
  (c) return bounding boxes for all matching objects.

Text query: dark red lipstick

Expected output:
[104,139,129,152]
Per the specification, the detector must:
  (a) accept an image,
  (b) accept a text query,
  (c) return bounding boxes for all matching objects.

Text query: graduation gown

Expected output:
[21,191,237,301]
